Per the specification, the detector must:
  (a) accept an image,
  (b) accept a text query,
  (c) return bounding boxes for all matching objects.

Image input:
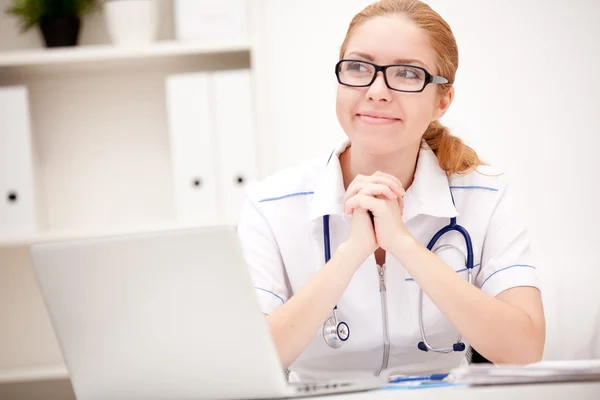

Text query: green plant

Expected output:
[6,0,99,32]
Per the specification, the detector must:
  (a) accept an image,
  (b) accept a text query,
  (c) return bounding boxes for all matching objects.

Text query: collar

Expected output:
[403,141,459,221]
[308,140,349,220]
[307,139,458,221]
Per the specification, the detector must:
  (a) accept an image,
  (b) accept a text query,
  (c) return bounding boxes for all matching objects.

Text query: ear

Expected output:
[432,86,454,121]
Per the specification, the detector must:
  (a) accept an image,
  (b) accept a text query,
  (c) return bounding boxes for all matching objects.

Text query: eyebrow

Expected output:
[346,51,427,68]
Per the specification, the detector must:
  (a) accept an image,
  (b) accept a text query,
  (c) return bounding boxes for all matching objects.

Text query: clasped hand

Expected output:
[342,171,413,260]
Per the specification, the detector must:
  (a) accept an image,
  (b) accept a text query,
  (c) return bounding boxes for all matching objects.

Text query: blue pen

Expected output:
[387,373,449,384]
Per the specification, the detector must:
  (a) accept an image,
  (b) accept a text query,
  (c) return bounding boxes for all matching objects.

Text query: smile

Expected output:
[356,114,400,125]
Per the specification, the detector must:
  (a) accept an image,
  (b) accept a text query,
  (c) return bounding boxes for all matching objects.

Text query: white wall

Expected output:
[258,0,374,168]
[258,0,600,360]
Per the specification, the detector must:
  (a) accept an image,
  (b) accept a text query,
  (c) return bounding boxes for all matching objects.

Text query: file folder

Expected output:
[165,73,220,226]
[210,69,258,226]
[0,86,38,235]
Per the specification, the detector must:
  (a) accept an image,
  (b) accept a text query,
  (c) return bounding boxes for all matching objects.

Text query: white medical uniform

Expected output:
[236,138,540,381]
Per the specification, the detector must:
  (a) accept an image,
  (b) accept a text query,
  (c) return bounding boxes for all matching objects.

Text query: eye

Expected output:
[346,62,369,72]
[396,68,421,79]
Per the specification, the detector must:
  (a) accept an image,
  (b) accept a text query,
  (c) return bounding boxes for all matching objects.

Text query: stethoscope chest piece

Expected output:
[323,316,350,349]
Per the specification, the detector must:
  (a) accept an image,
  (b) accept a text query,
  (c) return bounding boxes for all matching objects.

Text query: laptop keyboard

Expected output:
[290,381,355,393]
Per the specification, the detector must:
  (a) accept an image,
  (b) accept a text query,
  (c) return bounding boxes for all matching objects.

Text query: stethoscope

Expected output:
[321,200,475,354]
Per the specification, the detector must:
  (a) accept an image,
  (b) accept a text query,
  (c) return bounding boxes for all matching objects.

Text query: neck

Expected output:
[340,141,421,191]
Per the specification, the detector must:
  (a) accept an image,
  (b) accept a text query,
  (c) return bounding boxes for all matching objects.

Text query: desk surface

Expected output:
[327,381,600,400]
[0,378,598,400]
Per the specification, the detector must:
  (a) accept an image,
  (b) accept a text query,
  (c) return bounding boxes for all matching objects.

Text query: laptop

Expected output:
[29,226,386,400]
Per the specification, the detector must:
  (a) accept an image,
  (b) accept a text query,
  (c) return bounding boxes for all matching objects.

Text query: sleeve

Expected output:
[236,194,292,314]
[475,181,541,298]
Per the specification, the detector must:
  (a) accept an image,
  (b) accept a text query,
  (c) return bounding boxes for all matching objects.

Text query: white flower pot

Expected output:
[104,0,159,46]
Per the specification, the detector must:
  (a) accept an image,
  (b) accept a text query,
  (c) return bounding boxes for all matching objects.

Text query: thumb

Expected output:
[351,208,373,225]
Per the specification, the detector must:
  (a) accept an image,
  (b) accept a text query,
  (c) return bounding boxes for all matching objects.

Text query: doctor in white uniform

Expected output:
[237,0,545,381]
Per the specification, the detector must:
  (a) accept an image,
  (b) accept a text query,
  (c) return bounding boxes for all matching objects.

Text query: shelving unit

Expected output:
[0,47,252,248]
[0,40,255,239]
[0,0,270,389]
[0,38,254,249]
[0,40,254,251]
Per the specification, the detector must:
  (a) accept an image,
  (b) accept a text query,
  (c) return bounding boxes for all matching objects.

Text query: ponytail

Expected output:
[423,120,484,175]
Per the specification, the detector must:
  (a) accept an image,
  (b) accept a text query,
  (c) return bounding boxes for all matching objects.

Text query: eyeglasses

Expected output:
[335,59,449,93]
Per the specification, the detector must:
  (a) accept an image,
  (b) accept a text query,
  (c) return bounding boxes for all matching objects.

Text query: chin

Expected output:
[350,133,404,155]
[349,126,407,154]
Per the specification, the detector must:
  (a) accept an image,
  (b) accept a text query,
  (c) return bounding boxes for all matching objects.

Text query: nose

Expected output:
[366,71,392,103]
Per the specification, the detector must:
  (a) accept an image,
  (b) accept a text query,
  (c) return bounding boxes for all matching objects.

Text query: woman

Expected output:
[237,0,545,381]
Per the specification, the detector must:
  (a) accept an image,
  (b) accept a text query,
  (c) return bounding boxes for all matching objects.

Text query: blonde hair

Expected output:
[340,0,484,175]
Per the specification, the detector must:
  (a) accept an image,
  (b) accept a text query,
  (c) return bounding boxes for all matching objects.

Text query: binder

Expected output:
[210,69,258,226]
[0,86,38,235]
[165,73,219,227]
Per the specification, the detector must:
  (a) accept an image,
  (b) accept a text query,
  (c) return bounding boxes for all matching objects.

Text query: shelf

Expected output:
[0,224,198,249]
[0,39,251,68]
[0,39,252,78]
[0,377,75,400]
[0,364,68,384]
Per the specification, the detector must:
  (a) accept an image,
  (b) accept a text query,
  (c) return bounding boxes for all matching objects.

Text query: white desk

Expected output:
[0,378,598,400]
[325,381,600,400]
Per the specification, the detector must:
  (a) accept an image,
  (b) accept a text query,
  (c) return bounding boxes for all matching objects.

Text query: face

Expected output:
[336,13,454,155]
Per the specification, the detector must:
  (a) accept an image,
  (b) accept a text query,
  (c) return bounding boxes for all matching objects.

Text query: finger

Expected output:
[389,195,405,218]
[344,176,404,204]
[352,207,374,225]
[397,195,405,212]
[345,194,384,216]
[344,175,367,203]
[344,183,378,212]
[357,184,396,200]
[367,175,405,198]
[373,171,405,197]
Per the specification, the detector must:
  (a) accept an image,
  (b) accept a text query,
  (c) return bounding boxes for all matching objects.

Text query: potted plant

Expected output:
[6,0,99,48]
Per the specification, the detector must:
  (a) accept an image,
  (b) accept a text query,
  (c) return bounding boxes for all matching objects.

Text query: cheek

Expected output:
[336,87,356,130]
[401,92,437,131]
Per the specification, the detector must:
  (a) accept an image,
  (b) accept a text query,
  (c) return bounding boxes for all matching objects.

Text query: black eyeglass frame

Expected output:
[335,59,449,93]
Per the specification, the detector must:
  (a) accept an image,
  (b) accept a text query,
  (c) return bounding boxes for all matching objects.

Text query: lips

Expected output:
[356,112,401,125]
[357,113,399,120]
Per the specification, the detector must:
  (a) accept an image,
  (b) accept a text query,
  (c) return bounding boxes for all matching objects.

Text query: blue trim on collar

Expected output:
[450,186,498,192]
[259,191,314,203]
